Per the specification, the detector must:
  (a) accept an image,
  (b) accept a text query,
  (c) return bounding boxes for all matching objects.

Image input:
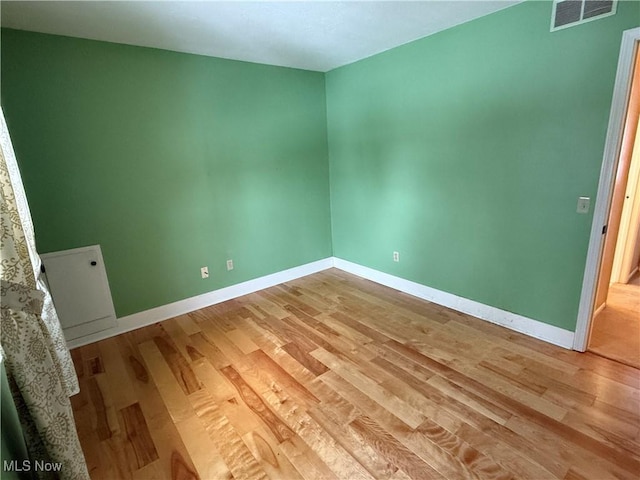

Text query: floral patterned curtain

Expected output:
[0,107,89,479]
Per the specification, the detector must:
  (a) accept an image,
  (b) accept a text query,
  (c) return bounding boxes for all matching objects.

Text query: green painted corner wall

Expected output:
[2,0,639,332]
[1,29,332,317]
[326,0,640,331]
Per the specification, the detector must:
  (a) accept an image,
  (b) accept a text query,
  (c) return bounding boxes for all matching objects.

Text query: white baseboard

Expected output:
[592,302,606,318]
[333,258,575,350]
[66,258,334,349]
[68,255,575,351]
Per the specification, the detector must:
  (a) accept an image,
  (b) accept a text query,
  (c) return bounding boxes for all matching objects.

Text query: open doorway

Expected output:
[574,27,640,358]
[588,107,640,368]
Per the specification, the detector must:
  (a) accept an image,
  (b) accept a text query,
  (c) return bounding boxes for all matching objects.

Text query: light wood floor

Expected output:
[589,274,640,369]
[70,269,640,480]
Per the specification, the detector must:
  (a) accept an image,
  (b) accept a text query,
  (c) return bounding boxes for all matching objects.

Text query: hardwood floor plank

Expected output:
[281,342,330,376]
[246,292,291,319]
[235,313,289,348]
[198,319,247,366]
[238,310,293,347]
[138,340,194,423]
[278,437,340,480]
[447,316,581,374]
[386,339,555,416]
[388,469,414,480]
[244,333,327,391]
[242,428,305,480]
[560,411,640,457]
[189,388,268,480]
[370,356,563,478]
[572,369,640,414]
[161,318,197,362]
[349,415,445,480]
[245,349,320,407]
[72,384,103,477]
[478,359,547,395]
[377,376,463,434]
[175,314,202,336]
[387,339,640,474]
[227,353,375,480]
[130,460,163,480]
[128,354,150,383]
[506,415,636,480]
[87,376,114,440]
[285,305,378,360]
[120,402,160,469]
[98,337,138,410]
[100,434,137,479]
[312,347,425,429]
[153,335,203,395]
[409,417,515,480]
[571,399,640,433]
[494,348,581,380]
[317,312,375,347]
[201,303,242,332]
[87,356,104,376]
[116,334,201,480]
[225,328,261,354]
[308,406,399,480]
[190,356,236,402]
[426,375,513,426]
[71,269,639,480]
[260,287,322,318]
[453,422,560,479]
[170,449,203,480]
[220,364,295,443]
[172,414,225,480]
[188,331,232,370]
[306,377,361,426]
[219,395,265,438]
[147,420,202,480]
[329,310,395,344]
[322,347,608,480]
[277,315,327,351]
[252,375,376,480]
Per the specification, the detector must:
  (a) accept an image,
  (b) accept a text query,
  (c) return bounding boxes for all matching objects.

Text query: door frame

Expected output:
[574,27,640,351]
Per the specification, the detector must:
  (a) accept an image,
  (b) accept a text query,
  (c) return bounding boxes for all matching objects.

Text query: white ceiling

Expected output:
[0,1,521,72]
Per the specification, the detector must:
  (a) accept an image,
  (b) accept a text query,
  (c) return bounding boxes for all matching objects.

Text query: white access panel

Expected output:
[41,245,117,341]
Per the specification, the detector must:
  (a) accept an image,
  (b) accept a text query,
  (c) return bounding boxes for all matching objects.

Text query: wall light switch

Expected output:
[577,197,590,214]
[393,251,400,262]
[200,266,209,279]
[226,259,234,271]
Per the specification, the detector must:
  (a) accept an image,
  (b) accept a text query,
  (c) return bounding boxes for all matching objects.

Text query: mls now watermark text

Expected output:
[4,460,62,473]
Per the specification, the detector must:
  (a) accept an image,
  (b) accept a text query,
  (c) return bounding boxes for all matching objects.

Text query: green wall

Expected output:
[326,0,640,331]
[2,1,638,331]
[1,29,332,317]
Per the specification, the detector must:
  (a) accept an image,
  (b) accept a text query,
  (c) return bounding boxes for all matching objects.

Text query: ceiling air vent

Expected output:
[551,0,617,31]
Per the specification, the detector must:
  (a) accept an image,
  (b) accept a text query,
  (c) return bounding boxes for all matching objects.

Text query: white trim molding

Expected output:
[574,27,640,352]
[68,255,577,351]
[66,257,334,349]
[334,258,575,349]
[592,302,606,319]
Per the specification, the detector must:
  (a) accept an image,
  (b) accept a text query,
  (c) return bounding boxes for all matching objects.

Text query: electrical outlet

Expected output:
[200,266,209,279]
[226,259,234,271]
[393,251,400,262]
